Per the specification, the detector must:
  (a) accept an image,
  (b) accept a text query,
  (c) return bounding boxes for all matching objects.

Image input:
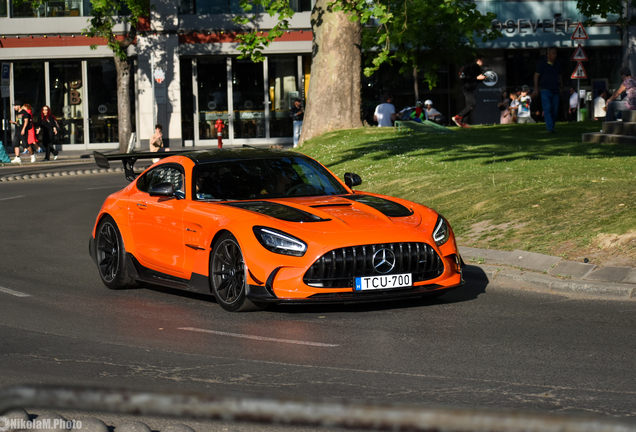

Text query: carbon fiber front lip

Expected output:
[246,281,464,305]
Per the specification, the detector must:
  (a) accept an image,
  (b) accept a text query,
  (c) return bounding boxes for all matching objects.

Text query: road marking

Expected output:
[0,195,26,202]
[178,327,339,347]
[0,286,31,297]
[86,186,118,190]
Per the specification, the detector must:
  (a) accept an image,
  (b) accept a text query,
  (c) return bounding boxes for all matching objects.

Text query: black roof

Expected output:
[185,148,305,164]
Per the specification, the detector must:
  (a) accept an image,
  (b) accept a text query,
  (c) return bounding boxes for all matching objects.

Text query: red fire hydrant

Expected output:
[214,119,225,149]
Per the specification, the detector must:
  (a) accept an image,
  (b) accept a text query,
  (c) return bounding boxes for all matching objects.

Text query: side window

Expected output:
[136,166,185,198]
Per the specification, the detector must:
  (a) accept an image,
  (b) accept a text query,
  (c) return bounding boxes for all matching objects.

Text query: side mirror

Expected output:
[149,182,176,198]
[344,172,362,188]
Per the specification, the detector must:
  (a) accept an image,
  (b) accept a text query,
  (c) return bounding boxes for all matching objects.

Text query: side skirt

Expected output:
[125,253,211,295]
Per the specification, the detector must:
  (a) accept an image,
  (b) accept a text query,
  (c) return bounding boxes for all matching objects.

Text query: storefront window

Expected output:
[12,0,86,17]
[180,59,194,141]
[13,62,46,112]
[268,56,298,138]
[87,59,119,143]
[290,0,312,12]
[49,61,84,145]
[180,0,263,14]
[0,0,7,17]
[197,58,229,140]
[232,58,265,139]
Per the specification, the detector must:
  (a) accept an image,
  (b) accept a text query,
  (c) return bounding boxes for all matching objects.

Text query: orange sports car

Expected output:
[89,148,464,311]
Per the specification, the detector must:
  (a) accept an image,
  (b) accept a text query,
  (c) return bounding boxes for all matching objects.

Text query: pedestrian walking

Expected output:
[533,46,562,133]
[291,98,304,147]
[9,100,25,163]
[452,54,486,128]
[10,101,37,163]
[36,105,59,161]
[568,87,579,122]
[604,67,636,121]
[374,93,397,127]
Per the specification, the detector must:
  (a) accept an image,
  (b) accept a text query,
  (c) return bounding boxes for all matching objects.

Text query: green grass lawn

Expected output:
[300,121,636,266]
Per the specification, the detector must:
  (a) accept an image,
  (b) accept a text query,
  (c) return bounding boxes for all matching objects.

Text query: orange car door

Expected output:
[128,166,186,275]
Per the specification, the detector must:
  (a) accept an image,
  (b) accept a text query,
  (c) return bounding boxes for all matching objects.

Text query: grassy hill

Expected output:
[299,121,636,267]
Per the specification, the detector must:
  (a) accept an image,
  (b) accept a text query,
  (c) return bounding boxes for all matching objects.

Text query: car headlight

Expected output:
[253,226,307,257]
[433,216,450,246]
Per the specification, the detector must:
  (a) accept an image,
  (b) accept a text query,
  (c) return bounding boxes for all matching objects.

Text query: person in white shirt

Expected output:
[594,89,607,121]
[517,85,536,124]
[424,100,446,125]
[374,93,397,127]
[568,87,579,121]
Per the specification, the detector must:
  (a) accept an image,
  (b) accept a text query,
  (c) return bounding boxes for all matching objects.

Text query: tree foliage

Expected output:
[235,0,500,89]
[82,0,150,58]
[576,0,633,26]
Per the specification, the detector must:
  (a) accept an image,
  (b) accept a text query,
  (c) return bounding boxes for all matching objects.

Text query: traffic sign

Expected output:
[571,62,588,79]
[571,44,588,61]
[571,22,588,40]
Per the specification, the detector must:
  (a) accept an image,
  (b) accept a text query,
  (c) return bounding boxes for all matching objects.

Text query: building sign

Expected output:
[474,55,506,125]
[1,63,9,98]
[491,18,575,34]
[154,68,166,104]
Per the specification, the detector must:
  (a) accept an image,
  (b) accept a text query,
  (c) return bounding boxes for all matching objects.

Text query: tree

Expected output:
[14,0,148,152]
[236,0,500,143]
[576,0,635,26]
[368,0,499,99]
[83,0,149,152]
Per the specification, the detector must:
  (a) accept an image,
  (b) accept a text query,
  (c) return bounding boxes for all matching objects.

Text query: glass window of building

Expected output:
[289,0,312,12]
[87,59,120,143]
[50,61,84,145]
[178,0,263,14]
[198,58,228,140]
[232,58,265,139]
[13,62,46,114]
[12,0,87,17]
[0,0,7,17]
[268,56,298,138]
[180,59,194,141]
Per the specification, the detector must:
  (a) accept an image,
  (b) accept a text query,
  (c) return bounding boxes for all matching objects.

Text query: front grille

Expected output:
[303,242,444,288]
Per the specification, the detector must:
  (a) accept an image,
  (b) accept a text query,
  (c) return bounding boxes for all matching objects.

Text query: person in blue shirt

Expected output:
[533,46,562,133]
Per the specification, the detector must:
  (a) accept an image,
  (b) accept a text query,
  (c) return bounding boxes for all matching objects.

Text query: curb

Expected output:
[462,258,636,301]
[0,166,124,182]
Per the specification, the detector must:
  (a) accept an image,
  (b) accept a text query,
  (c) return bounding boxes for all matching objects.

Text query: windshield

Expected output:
[193,156,348,200]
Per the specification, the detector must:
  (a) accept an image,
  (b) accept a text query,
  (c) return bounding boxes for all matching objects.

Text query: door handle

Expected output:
[136,202,147,209]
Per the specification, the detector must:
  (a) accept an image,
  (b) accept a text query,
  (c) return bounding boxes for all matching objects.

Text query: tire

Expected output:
[95,215,137,290]
[210,232,263,312]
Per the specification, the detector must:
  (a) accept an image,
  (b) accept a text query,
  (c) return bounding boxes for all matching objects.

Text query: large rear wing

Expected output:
[93,151,191,182]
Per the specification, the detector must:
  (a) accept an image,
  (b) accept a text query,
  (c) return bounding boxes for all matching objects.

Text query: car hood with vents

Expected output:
[220,193,437,234]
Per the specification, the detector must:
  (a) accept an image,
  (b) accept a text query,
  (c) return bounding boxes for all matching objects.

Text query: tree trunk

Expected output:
[299,0,362,144]
[413,66,419,102]
[114,54,133,153]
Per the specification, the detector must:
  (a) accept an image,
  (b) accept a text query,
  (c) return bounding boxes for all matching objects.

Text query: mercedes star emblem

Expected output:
[373,248,396,274]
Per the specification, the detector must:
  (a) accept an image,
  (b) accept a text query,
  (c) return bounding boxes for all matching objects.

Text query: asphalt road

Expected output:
[2,173,636,426]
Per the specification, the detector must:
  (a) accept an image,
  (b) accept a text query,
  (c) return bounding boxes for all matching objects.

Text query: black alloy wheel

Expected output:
[210,232,263,312]
[95,215,136,290]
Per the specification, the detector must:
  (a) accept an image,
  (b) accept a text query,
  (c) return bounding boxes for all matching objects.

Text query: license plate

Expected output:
[355,273,412,291]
